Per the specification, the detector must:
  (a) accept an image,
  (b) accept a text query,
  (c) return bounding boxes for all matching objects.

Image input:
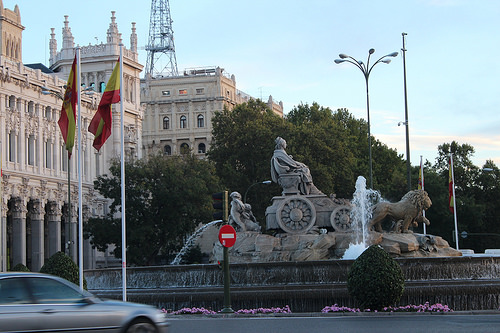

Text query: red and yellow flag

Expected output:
[448,156,454,213]
[58,55,78,158]
[88,58,120,151]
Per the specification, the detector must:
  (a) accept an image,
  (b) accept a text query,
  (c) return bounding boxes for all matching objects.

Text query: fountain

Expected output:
[170,220,222,265]
[342,176,382,259]
[84,137,500,312]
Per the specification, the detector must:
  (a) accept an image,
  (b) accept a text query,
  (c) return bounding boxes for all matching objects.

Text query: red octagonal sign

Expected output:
[218,225,237,248]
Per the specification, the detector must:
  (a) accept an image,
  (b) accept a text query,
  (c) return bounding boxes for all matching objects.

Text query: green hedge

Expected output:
[347,245,404,310]
[40,251,87,290]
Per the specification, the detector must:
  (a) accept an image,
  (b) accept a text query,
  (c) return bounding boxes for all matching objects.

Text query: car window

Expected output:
[28,277,85,304]
[0,278,32,304]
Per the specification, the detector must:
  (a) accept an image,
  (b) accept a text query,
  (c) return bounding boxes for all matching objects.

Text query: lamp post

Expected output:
[401,32,411,191]
[335,49,398,189]
[244,180,272,203]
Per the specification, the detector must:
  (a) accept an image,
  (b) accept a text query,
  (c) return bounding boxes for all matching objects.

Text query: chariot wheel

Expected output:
[276,196,316,234]
[330,205,353,232]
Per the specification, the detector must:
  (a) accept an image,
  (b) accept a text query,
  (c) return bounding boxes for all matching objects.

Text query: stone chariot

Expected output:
[266,137,352,234]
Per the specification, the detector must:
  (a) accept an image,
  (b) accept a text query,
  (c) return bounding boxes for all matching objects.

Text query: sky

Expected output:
[6,0,500,168]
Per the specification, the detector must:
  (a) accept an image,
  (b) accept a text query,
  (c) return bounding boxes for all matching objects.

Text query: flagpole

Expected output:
[450,153,459,250]
[119,45,126,302]
[75,47,84,290]
[420,155,426,235]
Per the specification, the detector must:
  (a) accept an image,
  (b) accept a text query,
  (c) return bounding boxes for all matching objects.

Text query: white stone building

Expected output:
[0,3,142,271]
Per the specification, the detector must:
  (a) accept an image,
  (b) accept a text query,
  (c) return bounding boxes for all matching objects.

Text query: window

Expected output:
[28,277,86,304]
[8,95,15,109]
[99,82,106,93]
[180,115,187,129]
[163,116,170,130]
[9,131,15,162]
[27,101,35,115]
[0,278,31,304]
[28,135,35,166]
[180,143,190,154]
[62,146,68,172]
[164,145,171,156]
[198,143,206,154]
[179,89,187,95]
[162,90,170,96]
[197,114,204,128]
[196,88,204,94]
[45,106,52,120]
[45,140,52,169]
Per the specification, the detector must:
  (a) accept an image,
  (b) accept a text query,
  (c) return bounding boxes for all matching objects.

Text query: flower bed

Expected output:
[163,303,453,315]
[321,302,453,313]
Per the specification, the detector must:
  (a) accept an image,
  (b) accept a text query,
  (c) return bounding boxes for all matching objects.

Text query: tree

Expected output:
[285,103,356,198]
[85,153,221,265]
[420,142,500,252]
[40,251,87,289]
[347,245,404,310]
[208,101,410,225]
[207,99,288,224]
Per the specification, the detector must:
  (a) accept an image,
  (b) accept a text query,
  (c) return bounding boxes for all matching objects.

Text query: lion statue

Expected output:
[367,189,432,233]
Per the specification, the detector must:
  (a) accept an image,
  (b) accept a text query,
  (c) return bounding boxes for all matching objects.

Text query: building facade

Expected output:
[141,67,283,157]
[0,4,143,271]
[0,2,284,272]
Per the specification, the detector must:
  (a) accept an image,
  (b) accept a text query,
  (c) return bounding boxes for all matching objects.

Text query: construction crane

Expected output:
[145,0,178,77]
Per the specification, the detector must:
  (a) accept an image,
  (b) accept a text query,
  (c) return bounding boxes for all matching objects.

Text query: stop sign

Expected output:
[218,225,237,248]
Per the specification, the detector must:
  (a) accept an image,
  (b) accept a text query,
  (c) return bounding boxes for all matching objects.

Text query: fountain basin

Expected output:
[85,256,500,312]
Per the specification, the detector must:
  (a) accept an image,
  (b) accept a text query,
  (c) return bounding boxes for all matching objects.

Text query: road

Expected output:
[167,313,500,333]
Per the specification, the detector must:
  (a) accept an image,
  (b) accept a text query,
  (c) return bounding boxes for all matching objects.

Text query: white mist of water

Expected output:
[342,176,382,260]
[171,220,223,265]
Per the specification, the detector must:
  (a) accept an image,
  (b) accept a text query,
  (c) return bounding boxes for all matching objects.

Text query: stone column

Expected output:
[29,199,44,271]
[11,197,26,266]
[63,202,77,262]
[70,201,78,263]
[46,201,61,257]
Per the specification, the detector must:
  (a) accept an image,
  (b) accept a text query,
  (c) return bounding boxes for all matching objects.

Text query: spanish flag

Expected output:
[448,156,454,213]
[58,55,78,158]
[88,58,120,151]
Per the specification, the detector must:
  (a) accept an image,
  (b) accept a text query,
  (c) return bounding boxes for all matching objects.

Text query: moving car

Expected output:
[0,272,169,332]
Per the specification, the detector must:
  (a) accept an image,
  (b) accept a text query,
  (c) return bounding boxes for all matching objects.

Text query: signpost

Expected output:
[219,224,236,313]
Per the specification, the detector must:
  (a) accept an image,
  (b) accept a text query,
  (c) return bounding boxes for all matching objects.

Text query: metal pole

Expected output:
[220,246,233,313]
[402,33,411,191]
[67,155,71,259]
[365,75,373,190]
[450,154,459,251]
[220,194,233,313]
[119,46,127,301]
[76,47,84,291]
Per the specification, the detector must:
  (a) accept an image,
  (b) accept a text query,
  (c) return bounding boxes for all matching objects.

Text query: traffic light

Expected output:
[212,190,228,222]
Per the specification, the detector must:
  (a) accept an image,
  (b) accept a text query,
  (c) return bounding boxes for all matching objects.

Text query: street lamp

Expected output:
[244,180,272,203]
[335,48,398,189]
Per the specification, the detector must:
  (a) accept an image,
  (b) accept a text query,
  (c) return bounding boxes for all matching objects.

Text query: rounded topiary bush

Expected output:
[40,251,87,290]
[347,245,404,310]
[11,263,30,272]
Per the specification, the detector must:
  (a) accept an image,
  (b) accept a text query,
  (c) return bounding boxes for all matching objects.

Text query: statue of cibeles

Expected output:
[271,137,322,195]
[228,191,261,232]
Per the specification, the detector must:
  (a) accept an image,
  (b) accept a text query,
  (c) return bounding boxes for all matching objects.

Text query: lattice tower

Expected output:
[145,0,178,77]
